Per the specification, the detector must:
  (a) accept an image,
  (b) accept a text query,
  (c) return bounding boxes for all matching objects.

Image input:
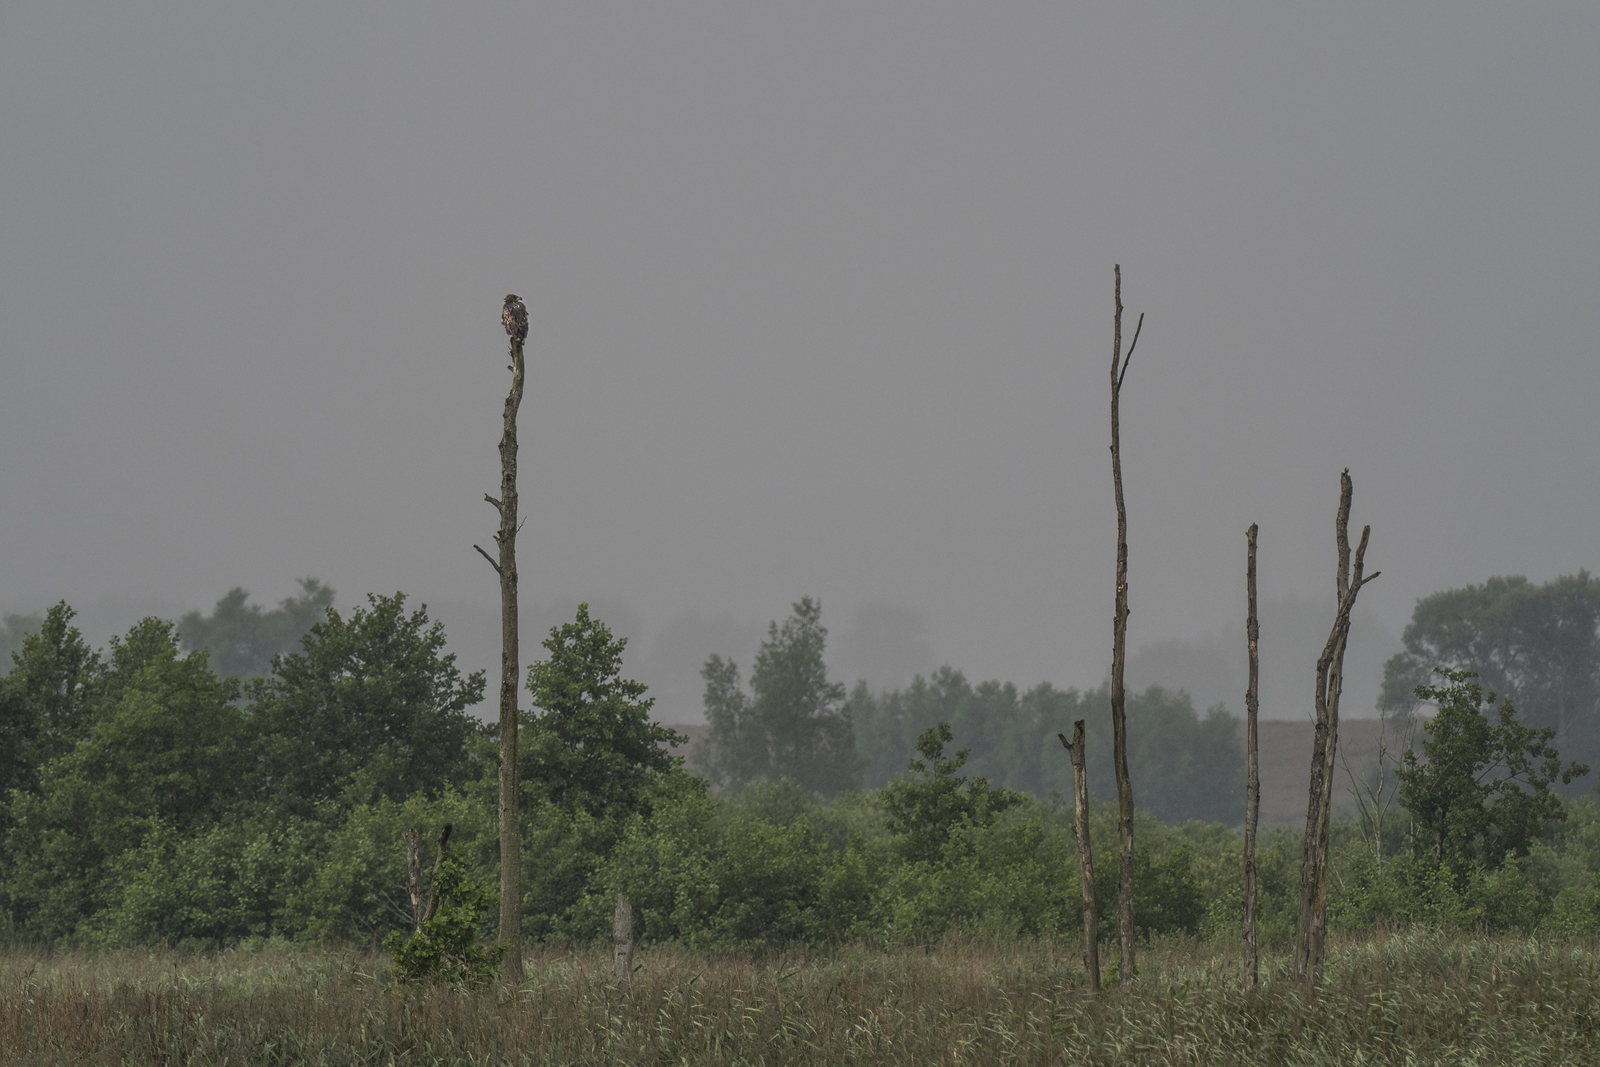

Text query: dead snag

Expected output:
[1059,722,1100,990]
[476,297,528,984]
[404,828,425,932]
[1295,470,1379,985]
[402,823,453,932]
[422,823,453,924]
[1243,524,1260,991]
[1107,264,1144,986]
[613,892,634,989]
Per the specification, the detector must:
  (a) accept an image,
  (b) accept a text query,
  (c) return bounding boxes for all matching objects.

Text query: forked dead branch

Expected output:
[1296,469,1380,985]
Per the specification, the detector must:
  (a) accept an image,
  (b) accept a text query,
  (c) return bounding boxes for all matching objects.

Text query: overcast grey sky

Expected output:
[2,3,1596,723]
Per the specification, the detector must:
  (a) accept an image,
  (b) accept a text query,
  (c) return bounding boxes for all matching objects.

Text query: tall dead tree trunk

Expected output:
[1059,721,1099,990]
[1295,470,1378,985]
[1242,524,1261,991]
[1108,264,1143,986]
[475,325,526,984]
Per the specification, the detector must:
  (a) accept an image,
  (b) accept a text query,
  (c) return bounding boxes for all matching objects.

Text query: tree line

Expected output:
[4,570,1600,951]
[692,597,1244,825]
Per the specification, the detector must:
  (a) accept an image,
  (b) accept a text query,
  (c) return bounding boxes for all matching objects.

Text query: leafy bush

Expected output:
[1092,842,1206,941]
[383,856,505,989]
[1332,843,1550,932]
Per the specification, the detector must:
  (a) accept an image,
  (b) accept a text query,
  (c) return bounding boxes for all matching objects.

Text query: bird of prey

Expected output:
[502,294,528,346]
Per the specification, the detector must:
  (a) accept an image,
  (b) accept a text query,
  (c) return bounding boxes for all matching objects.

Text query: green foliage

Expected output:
[1382,572,1600,790]
[1397,669,1587,870]
[596,775,885,947]
[4,619,245,938]
[1091,842,1206,941]
[178,579,335,679]
[0,603,101,806]
[245,593,486,816]
[0,597,493,944]
[848,672,1244,824]
[512,604,697,940]
[524,603,686,820]
[1547,867,1600,934]
[384,855,506,989]
[882,722,1023,863]
[287,789,492,942]
[1332,845,1548,932]
[89,818,315,945]
[21,590,1600,955]
[696,597,859,796]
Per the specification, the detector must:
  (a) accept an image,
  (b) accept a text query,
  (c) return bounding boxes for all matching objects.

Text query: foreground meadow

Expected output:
[5,932,1600,1066]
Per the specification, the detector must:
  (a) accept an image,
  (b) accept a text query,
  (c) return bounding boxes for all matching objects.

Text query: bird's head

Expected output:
[505,294,520,306]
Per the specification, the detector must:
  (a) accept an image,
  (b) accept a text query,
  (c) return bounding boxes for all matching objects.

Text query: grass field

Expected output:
[5,932,1600,1065]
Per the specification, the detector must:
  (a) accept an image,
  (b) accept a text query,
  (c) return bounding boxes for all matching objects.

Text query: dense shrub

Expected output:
[384,856,505,989]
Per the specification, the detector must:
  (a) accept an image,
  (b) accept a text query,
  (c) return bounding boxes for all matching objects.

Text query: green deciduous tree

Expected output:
[882,722,1023,863]
[0,603,101,812]
[5,618,246,938]
[178,579,335,679]
[1381,573,1600,787]
[246,593,486,816]
[1398,669,1588,871]
[497,605,696,942]
[524,603,686,821]
[697,597,859,796]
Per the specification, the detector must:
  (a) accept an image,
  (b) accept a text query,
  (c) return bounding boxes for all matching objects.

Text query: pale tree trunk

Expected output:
[613,892,634,989]
[476,334,526,984]
[1295,470,1378,985]
[423,824,452,925]
[1108,264,1144,986]
[402,824,453,933]
[1059,721,1099,990]
[1242,524,1260,991]
[404,828,424,932]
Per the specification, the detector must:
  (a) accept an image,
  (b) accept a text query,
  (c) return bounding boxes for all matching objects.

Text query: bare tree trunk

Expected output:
[403,823,453,933]
[1059,721,1099,990]
[1108,264,1144,986]
[1295,470,1378,985]
[476,332,526,984]
[613,892,634,989]
[404,828,425,932]
[422,823,453,924]
[1242,524,1260,991]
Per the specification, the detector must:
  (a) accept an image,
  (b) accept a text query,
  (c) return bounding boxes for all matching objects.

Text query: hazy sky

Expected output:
[3,3,1596,723]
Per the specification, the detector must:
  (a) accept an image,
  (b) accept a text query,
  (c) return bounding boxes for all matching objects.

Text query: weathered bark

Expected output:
[403,823,453,932]
[613,892,634,989]
[475,332,526,984]
[1058,722,1099,990]
[1295,470,1378,985]
[422,823,452,925]
[404,828,425,932]
[1108,264,1143,986]
[1242,524,1260,991]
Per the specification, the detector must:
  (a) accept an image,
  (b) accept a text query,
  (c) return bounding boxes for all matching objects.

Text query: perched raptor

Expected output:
[502,294,528,346]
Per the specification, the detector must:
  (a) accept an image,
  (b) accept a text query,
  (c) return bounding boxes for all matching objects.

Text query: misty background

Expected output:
[3,3,1595,726]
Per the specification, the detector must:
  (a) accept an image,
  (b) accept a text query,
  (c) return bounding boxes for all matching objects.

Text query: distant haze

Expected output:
[2,4,1595,721]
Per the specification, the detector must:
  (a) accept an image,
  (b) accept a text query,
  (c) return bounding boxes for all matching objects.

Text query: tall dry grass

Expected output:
[4,931,1600,1065]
